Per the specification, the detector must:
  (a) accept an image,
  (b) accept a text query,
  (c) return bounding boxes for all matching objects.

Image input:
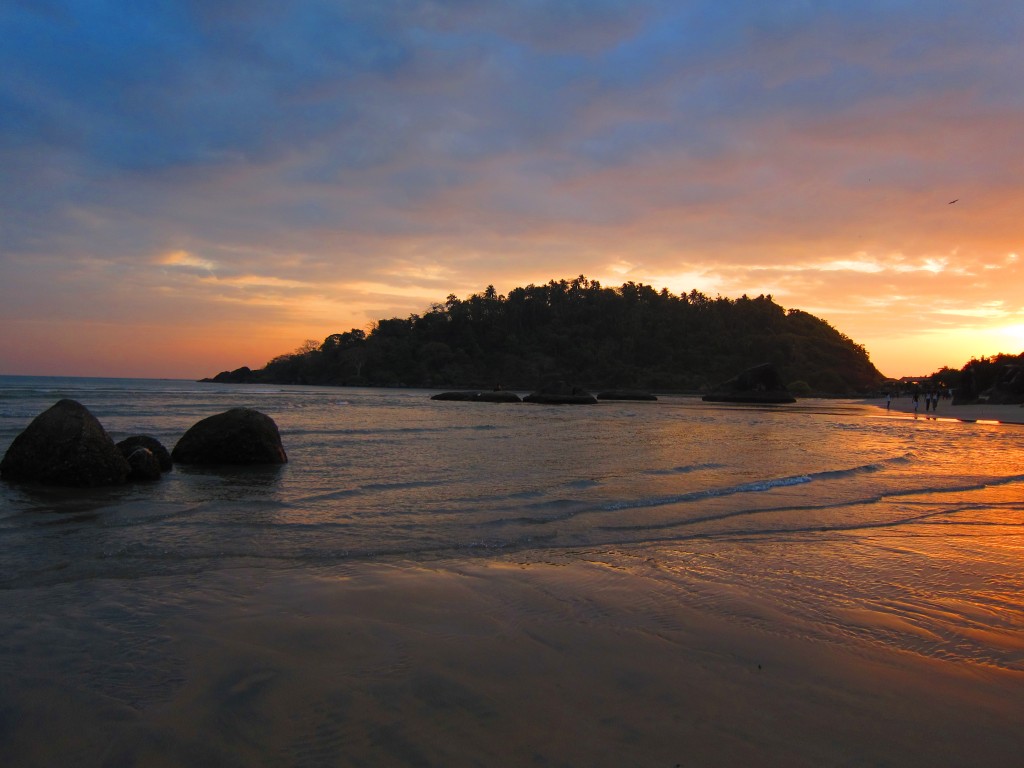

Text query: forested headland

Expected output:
[205,276,885,394]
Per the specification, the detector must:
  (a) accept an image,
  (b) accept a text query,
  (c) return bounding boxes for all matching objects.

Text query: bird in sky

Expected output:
[948,199,959,204]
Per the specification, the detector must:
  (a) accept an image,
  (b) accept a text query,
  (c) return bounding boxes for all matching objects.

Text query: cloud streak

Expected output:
[2,1,1023,377]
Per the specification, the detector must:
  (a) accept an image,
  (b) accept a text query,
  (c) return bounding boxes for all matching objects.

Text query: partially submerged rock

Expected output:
[524,382,598,405]
[0,399,131,486]
[124,447,162,481]
[702,363,796,404]
[597,390,657,401]
[117,435,172,471]
[171,408,287,465]
[431,391,522,403]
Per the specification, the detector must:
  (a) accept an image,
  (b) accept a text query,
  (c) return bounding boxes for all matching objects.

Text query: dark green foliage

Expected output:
[946,353,1024,404]
[788,381,814,397]
[233,276,884,394]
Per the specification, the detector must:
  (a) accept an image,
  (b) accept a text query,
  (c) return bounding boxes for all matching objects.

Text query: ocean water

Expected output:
[2,376,1022,642]
[1,376,1022,765]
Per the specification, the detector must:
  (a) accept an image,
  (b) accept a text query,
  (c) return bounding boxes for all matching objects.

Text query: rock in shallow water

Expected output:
[524,381,598,405]
[117,435,172,471]
[124,447,162,481]
[596,390,657,401]
[171,408,288,465]
[0,399,131,486]
[431,391,522,403]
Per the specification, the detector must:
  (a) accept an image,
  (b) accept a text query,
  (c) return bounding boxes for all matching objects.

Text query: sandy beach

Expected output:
[4,544,1022,768]
[3,381,1023,767]
[862,396,1024,425]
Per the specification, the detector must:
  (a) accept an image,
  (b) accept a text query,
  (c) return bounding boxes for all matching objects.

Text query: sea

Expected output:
[1,375,1022,765]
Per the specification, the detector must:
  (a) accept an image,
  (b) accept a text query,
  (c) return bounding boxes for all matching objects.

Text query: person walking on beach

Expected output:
[913,392,920,415]
[886,392,892,410]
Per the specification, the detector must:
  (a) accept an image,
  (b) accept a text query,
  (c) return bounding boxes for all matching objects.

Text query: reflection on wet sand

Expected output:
[3,523,1022,768]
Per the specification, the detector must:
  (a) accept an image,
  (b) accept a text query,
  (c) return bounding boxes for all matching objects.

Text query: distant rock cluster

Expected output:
[431,390,523,403]
[431,383,659,405]
[2,362,796,489]
[596,390,658,401]
[0,400,287,488]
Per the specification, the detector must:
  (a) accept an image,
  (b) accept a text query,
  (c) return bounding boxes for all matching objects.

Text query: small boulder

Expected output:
[117,435,172,471]
[0,399,130,486]
[124,447,162,481]
[171,408,287,465]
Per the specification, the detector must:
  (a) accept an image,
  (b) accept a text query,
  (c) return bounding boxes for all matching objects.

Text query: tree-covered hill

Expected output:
[208,276,884,394]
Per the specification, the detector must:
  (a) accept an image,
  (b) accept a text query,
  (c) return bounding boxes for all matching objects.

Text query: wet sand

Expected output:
[3,545,1022,767]
[863,396,1024,424]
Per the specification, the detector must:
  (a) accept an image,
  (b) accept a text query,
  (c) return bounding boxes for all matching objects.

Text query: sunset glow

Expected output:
[2,2,1023,379]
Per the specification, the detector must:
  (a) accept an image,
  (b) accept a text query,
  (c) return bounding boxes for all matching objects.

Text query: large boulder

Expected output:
[524,382,598,405]
[117,435,172,471]
[702,363,796,404]
[171,408,287,465]
[431,390,522,403]
[0,399,131,486]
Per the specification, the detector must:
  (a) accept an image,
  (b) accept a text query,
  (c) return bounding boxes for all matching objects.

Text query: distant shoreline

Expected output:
[861,396,1024,425]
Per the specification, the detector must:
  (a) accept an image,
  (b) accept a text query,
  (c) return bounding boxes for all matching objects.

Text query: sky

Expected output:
[2,1,1023,380]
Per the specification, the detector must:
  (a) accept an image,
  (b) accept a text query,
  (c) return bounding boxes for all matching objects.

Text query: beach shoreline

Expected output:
[861,396,1024,424]
[3,379,1023,766]
[3,546,1022,767]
